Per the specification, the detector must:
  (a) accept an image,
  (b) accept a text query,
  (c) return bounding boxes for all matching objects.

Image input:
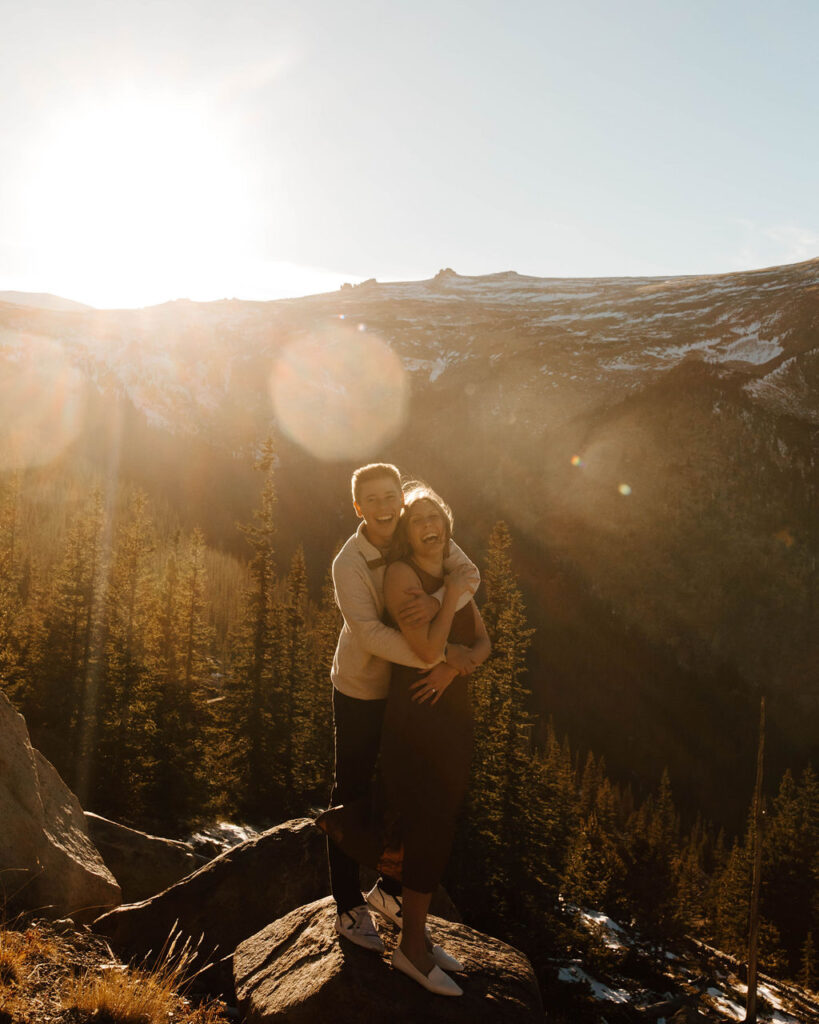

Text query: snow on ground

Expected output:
[706,985,746,1019]
[558,963,630,1003]
[576,908,631,950]
[188,821,259,853]
[703,982,807,1023]
[733,981,808,1023]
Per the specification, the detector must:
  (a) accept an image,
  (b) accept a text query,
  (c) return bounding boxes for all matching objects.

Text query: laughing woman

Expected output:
[320,484,491,996]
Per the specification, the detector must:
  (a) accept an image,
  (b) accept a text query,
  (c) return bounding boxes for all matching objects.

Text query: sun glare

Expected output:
[21,92,257,306]
[0,338,85,470]
[270,324,408,460]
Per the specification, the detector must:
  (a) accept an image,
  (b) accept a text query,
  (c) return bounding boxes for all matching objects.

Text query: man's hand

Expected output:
[444,563,475,598]
[396,586,440,629]
[410,662,458,706]
[445,560,480,596]
[445,643,479,676]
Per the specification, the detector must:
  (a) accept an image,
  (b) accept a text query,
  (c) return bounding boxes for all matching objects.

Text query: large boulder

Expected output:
[234,896,544,1023]
[84,812,206,903]
[93,816,461,968]
[0,690,121,923]
[93,818,328,964]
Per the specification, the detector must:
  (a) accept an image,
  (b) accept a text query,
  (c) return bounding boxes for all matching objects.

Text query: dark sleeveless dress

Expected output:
[318,559,475,894]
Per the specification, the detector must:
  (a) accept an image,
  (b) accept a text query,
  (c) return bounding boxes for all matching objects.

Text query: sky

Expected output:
[1,0,816,308]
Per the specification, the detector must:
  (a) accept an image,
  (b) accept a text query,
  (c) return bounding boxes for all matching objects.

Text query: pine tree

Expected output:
[0,472,30,702]
[272,545,312,812]
[673,817,710,930]
[143,527,214,828]
[760,764,819,975]
[713,837,752,957]
[456,521,535,920]
[300,559,340,802]
[800,931,816,991]
[90,490,158,819]
[34,489,105,787]
[561,810,628,914]
[216,439,283,819]
[624,769,681,934]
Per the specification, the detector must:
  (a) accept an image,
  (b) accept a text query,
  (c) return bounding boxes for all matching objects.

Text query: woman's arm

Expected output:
[383,561,469,662]
[410,600,492,704]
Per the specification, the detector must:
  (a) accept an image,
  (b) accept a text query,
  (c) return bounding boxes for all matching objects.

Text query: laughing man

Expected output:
[328,462,480,951]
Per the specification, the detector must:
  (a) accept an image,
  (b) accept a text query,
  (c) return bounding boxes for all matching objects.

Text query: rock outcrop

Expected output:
[84,812,206,903]
[93,816,461,966]
[234,896,544,1023]
[0,689,121,923]
[93,818,327,963]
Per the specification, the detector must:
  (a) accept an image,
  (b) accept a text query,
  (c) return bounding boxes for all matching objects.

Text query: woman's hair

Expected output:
[387,482,454,563]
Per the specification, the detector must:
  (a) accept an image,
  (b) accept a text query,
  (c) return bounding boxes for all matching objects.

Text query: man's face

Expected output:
[354,475,403,548]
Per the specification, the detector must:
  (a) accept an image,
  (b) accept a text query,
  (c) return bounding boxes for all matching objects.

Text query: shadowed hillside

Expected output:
[1,260,817,827]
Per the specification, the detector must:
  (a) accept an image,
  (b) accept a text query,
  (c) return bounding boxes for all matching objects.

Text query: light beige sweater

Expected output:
[330,521,479,700]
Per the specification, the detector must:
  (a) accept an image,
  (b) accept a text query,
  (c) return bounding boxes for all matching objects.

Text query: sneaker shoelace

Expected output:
[349,909,378,936]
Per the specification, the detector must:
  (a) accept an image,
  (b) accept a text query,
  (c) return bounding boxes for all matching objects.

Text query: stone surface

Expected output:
[93,818,328,967]
[0,689,121,923]
[85,811,205,903]
[93,815,462,971]
[234,896,544,1023]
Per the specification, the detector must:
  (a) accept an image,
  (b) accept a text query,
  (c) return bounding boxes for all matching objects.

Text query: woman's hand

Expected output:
[410,663,458,705]
[444,563,474,597]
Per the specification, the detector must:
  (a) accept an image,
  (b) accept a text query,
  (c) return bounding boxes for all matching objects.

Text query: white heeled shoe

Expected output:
[391,946,463,996]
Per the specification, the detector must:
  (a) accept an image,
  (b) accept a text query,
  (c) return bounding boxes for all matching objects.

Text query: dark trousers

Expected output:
[328,687,402,914]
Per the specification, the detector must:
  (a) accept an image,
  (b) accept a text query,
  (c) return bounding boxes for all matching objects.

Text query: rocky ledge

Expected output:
[234,896,543,1023]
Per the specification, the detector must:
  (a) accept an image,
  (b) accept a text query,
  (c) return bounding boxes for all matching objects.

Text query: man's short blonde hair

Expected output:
[351,463,402,503]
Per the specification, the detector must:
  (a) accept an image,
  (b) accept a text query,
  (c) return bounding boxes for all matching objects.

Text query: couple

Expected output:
[318,463,490,997]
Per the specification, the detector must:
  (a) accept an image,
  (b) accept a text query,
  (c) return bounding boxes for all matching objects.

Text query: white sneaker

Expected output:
[365,880,403,927]
[367,882,449,953]
[335,904,385,953]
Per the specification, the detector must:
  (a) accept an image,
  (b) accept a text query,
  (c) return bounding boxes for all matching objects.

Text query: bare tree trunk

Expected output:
[744,696,766,1024]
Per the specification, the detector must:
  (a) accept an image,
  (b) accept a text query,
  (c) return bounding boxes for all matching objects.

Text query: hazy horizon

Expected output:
[4,252,819,313]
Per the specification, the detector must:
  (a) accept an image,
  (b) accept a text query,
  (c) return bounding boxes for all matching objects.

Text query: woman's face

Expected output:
[405,498,446,557]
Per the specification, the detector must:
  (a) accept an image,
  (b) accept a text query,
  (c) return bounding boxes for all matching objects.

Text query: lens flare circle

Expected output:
[270,326,408,460]
[618,483,632,496]
[0,338,85,470]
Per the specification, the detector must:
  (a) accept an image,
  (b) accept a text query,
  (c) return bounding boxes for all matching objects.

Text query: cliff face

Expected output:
[1,259,817,816]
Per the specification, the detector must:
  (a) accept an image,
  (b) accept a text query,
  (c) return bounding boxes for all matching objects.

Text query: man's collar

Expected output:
[354,521,387,569]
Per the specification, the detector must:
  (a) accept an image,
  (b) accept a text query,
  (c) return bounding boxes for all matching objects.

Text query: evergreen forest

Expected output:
[1,452,817,998]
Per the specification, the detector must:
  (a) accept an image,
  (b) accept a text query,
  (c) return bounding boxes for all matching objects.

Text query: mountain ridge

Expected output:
[1,257,816,825]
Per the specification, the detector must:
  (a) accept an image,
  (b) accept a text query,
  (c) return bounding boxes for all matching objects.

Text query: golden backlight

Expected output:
[0,338,85,470]
[21,92,254,307]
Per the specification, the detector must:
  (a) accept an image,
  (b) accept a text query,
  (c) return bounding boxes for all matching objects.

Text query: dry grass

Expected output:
[63,967,224,1024]
[0,922,62,1020]
[0,919,228,1024]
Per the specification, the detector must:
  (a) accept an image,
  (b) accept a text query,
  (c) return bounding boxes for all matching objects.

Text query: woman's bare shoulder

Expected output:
[384,559,420,588]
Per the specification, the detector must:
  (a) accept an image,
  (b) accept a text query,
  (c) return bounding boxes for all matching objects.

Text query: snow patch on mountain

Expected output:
[715,331,783,365]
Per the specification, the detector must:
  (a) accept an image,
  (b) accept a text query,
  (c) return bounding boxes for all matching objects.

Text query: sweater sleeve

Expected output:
[436,539,481,610]
[332,557,438,669]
